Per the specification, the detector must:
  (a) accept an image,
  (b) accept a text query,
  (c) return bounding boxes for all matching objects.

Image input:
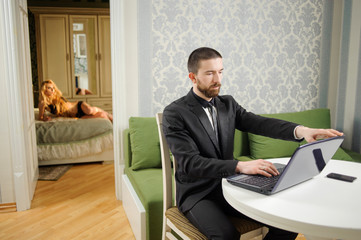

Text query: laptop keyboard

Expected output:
[240,167,285,188]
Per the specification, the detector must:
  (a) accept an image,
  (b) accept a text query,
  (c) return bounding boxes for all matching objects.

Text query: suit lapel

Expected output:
[185,91,221,155]
[215,97,230,158]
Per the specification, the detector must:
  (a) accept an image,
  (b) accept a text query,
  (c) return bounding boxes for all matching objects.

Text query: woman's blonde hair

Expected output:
[39,79,69,116]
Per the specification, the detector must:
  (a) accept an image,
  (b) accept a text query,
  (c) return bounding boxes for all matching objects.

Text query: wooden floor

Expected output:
[0,163,135,240]
[0,163,306,240]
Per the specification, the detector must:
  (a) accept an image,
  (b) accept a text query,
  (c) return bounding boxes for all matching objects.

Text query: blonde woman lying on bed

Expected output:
[38,79,113,122]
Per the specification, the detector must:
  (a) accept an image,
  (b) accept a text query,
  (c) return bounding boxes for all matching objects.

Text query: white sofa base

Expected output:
[122,174,146,240]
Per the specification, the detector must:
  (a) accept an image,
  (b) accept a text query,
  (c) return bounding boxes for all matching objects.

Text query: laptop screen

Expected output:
[272,136,345,193]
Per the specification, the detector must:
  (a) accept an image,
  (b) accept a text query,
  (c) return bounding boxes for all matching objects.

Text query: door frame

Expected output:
[0,0,36,211]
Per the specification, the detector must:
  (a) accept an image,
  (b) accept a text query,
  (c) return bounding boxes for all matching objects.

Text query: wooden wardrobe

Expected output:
[31,7,112,113]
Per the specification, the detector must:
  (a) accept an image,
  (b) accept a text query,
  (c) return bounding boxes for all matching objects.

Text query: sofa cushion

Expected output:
[248,109,331,159]
[248,134,300,159]
[333,148,354,161]
[343,148,361,163]
[233,129,250,159]
[129,117,161,170]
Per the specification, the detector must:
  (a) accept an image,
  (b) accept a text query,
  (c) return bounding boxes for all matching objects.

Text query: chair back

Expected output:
[156,113,175,213]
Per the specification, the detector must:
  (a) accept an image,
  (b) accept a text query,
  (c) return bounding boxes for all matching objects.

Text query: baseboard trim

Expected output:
[0,202,16,213]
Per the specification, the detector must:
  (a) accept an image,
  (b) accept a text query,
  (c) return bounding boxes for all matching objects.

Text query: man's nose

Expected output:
[213,73,222,83]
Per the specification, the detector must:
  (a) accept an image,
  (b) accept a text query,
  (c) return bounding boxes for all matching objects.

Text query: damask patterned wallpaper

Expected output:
[144,0,328,115]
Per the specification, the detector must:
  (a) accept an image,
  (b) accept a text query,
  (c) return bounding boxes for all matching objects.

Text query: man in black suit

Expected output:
[162,47,343,240]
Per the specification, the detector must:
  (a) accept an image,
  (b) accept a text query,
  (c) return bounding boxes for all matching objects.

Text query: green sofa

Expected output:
[122,108,361,240]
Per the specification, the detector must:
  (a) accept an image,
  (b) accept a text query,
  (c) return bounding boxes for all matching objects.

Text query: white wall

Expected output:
[123,0,139,120]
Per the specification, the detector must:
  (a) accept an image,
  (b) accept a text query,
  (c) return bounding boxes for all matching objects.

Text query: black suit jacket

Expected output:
[163,89,299,212]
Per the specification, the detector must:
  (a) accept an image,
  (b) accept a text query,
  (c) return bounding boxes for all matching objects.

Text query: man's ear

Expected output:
[189,72,197,84]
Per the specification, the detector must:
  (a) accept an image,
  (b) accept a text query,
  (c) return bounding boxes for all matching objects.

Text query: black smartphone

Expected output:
[326,172,357,182]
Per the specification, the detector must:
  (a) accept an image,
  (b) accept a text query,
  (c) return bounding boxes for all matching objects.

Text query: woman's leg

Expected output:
[80,102,112,121]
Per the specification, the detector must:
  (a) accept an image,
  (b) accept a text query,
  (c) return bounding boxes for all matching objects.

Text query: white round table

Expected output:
[222,158,361,240]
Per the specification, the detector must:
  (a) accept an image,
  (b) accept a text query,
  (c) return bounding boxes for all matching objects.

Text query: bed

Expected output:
[35,109,114,166]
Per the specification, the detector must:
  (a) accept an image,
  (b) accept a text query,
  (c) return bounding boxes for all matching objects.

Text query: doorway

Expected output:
[26,0,126,203]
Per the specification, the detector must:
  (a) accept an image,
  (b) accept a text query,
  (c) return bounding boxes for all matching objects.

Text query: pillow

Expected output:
[233,129,250,158]
[248,109,331,159]
[129,117,161,170]
[248,135,300,159]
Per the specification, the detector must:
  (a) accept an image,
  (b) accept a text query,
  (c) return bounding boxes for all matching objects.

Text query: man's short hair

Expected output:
[187,47,222,74]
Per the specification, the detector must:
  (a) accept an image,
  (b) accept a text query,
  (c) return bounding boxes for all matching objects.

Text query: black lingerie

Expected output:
[48,104,57,114]
[76,101,86,118]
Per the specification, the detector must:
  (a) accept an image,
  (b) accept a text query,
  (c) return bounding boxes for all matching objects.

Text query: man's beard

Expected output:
[197,82,221,98]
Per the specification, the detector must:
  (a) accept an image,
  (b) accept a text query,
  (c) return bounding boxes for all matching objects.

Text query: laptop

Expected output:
[227,136,345,195]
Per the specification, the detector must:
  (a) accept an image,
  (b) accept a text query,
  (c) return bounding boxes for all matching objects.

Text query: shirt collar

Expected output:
[191,88,214,108]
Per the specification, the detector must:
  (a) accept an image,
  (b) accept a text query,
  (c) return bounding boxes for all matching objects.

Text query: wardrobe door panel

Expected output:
[39,15,71,98]
[98,16,112,97]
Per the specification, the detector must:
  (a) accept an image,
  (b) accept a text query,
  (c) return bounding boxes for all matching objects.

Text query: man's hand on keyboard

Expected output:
[235,159,280,177]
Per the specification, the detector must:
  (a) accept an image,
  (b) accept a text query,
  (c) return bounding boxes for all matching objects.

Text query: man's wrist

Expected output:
[294,125,305,140]
[235,161,241,173]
